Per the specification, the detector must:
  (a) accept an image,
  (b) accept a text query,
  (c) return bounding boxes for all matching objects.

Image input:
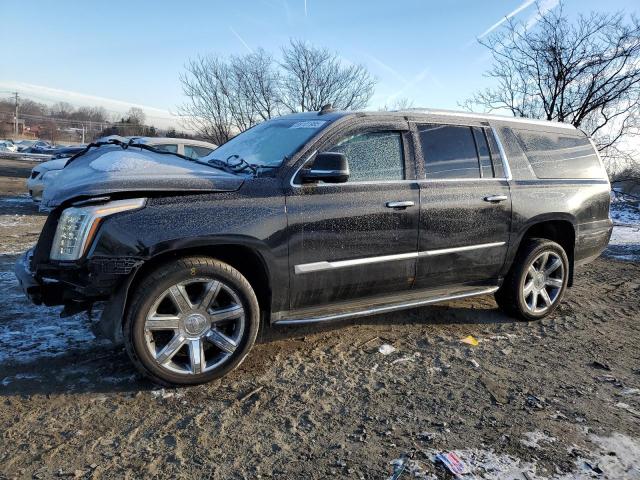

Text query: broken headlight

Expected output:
[50,198,146,261]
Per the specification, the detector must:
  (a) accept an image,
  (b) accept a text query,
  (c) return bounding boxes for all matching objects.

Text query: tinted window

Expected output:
[184,145,214,159]
[418,124,480,179]
[329,131,404,182]
[514,129,603,179]
[153,144,178,153]
[472,127,494,178]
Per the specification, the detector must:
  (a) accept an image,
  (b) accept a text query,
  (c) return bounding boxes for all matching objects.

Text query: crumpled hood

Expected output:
[41,145,243,208]
[34,157,69,173]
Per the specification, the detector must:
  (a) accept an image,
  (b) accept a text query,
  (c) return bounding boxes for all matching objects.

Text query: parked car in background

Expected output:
[26,137,217,202]
[0,139,18,152]
[129,137,217,159]
[21,141,55,153]
[15,109,612,386]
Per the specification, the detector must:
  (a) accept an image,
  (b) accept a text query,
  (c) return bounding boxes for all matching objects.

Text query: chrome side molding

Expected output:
[274,286,500,325]
[294,242,506,274]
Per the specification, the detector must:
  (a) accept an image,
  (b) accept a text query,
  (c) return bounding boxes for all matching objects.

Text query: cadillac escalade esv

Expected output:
[15,108,612,386]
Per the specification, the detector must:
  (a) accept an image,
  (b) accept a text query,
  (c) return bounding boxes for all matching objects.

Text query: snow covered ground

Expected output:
[605,196,640,261]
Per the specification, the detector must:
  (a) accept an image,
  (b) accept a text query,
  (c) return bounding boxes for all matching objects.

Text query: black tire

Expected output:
[124,256,260,386]
[495,238,569,321]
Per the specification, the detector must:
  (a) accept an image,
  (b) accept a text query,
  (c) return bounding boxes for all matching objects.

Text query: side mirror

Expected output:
[301,152,350,184]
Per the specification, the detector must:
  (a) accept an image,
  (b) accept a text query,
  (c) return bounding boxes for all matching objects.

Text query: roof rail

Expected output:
[401,108,577,130]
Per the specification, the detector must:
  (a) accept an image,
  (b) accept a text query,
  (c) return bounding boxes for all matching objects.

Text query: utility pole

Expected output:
[82,123,86,144]
[13,92,19,137]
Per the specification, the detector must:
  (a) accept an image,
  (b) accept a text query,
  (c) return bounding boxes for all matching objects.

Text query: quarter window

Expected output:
[328,131,404,182]
[418,124,480,179]
[514,129,604,179]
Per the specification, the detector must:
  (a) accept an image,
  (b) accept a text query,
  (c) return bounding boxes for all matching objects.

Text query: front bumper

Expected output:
[26,178,44,202]
[14,249,65,305]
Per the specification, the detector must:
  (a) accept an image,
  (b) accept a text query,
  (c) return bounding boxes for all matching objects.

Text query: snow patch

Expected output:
[521,430,557,449]
[605,199,640,261]
[0,268,97,364]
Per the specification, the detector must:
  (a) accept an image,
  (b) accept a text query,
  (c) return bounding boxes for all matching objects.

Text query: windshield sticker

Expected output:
[289,120,327,129]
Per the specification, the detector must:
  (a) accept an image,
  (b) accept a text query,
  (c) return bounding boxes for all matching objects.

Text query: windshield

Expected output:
[203,118,331,168]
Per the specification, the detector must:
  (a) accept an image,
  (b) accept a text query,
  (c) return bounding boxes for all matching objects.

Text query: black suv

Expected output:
[15,109,612,386]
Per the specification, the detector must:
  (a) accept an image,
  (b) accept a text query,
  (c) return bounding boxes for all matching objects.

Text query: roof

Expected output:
[277,108,577,132]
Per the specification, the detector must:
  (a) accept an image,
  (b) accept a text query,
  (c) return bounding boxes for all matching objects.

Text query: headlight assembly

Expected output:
[41,170,61,182]
[50,198,146,261]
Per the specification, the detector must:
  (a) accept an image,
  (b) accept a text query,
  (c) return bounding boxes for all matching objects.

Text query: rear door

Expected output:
[285,120,420,309]
[413,122,512,289]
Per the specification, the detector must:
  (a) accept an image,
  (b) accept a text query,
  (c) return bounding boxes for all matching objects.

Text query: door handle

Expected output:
[483,195,508,203]
[386,200,415,209]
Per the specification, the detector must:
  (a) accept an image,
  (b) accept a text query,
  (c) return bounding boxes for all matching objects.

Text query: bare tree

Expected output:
[126,107,146,125]
[231,49,282,122]
[50,101,75,118]
[463,2,640,154]
[280,39,376,112]
[179,40,377,140]
[179,53,280,143]
[178,56,236,144]
[379,97,415,111]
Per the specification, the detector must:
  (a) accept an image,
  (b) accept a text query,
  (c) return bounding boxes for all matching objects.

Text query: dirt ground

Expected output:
[0,157,639,479]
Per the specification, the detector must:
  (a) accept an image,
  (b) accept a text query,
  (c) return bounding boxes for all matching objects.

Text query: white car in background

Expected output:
[26,137,218,202]
[0,140,18,152]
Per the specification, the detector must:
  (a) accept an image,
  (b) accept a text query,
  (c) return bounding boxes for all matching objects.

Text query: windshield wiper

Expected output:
[207,154,278,176]
[65,138,220,170]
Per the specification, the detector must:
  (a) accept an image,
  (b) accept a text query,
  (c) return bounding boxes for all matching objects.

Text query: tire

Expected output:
[124,256,260,386]
[495,238,569,321]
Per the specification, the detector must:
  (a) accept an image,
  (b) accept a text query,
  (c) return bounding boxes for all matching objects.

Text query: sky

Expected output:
[1,0,639,130]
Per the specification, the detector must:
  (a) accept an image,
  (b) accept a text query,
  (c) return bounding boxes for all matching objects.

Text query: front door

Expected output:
[285,121,420,310]
[413,123,512,289]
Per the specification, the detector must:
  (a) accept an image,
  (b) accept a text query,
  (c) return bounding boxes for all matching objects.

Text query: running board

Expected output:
[273,286,499,326]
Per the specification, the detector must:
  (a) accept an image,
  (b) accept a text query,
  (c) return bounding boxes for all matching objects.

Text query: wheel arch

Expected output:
[510,214,577,286]
[96,240,275,344]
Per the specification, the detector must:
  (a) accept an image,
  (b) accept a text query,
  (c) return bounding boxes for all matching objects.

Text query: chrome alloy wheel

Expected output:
[522,251,564,314]
[143,278,245,375]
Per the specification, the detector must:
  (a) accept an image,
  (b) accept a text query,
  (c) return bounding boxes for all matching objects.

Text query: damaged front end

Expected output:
[14,199,147,344]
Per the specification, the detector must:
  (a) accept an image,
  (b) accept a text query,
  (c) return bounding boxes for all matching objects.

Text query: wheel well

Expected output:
[128,245,271,314]
[519,220,575,286]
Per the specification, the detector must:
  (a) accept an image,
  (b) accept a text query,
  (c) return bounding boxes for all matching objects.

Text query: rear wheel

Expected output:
[495,238,569,321]
[124,257,259,386]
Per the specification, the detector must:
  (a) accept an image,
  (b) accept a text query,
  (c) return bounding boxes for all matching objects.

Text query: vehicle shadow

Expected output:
[0,301,515,397]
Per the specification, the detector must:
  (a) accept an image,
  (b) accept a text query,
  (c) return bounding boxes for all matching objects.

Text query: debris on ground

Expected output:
[461,335,479,346]
[378,344,397,355]
[590,360,612,371]
[434,451,471,477]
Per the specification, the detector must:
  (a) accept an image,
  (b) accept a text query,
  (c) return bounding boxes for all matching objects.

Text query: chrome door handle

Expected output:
[483,195,508,203]
[386,201,415,209]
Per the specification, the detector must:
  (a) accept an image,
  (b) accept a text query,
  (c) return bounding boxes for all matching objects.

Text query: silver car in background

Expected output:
[26,137,218,202]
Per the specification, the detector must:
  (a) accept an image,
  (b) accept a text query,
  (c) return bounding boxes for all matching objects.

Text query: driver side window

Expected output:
[328,131,405,182]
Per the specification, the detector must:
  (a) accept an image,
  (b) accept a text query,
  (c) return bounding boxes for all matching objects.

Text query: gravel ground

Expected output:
[0,158,639,479]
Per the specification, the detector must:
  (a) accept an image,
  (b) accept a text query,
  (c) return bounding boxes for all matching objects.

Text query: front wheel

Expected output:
[124,257,260,386]
[495,238,569,321]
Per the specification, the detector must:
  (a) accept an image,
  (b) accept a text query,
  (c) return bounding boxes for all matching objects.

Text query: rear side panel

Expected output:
[492,123,612,271]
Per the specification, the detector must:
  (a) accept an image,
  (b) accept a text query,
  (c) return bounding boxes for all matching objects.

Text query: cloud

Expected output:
[0,81,182,130]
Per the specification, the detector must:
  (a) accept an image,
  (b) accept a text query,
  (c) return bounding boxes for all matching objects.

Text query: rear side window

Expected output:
[514,129,603,179]
[328,131,404,182]
[153,144,179,153]
[418,124,480,179]
[184,145,214,159]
